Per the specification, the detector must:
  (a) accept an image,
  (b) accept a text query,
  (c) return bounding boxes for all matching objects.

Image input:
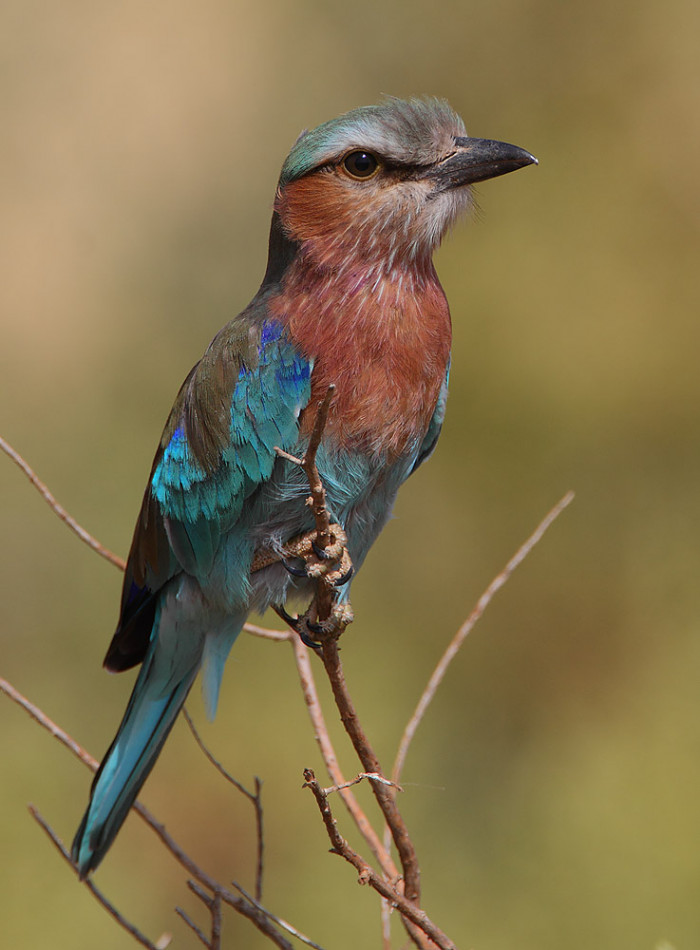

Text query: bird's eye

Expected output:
[342,150,379,180]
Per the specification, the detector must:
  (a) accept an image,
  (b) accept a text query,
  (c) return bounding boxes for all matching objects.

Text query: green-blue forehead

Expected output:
[279,97,466,185]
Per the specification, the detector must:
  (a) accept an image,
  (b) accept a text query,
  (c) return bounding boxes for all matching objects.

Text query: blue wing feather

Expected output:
[103,316,312,672]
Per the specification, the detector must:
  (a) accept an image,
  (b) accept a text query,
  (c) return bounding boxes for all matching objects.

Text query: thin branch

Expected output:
[323,773,401,796]
[183,879,222,950]
[299,384,336,551]
[0,434,126,570]
[29,805,169,950]
[0,675,99,771]
[289,633,399,881]
[182,708,265,902]
[243,622,291,641]
[182,708,257,801]
[319,638,421,906]
[175,906,210,948]
[229,880,329,950]
[252,777,265,903]
[302,770,456,950]
[391,490,575,789]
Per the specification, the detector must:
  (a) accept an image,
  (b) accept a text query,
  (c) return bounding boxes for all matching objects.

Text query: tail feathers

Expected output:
[71,642,202,878]
[201,625,243,721]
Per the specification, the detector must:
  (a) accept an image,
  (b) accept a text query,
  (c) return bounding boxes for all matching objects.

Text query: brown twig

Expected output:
[29,805,170,950]
[391,490,575,790]
[289,633,400,880]
[175,905,210,947]
[302,770,456,950]
[229,880,329,950]
[322,773,401,795]
[319,638,421,904]
[0,434,127,570]
[178,879,222,950]
[0,675,99,771]
[182,708,265,901]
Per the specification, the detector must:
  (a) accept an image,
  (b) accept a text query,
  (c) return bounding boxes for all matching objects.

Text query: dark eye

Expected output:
[342,150,379,180]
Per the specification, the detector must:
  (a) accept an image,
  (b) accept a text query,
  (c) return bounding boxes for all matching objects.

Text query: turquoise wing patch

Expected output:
[150,320,312,575]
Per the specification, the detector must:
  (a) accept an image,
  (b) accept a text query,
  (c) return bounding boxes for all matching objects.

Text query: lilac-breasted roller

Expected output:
[72,97,536,877]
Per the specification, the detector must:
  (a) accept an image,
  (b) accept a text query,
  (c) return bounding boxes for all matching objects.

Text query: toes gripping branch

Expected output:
[252,385,355,647]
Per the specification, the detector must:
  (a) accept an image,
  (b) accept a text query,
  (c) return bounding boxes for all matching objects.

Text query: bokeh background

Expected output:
[2,1,699,948]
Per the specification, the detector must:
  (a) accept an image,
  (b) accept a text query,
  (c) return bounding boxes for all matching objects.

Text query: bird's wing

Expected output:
[103,315,312,671]
[410,360,450,475]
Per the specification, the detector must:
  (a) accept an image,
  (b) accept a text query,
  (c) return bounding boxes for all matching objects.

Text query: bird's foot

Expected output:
[281,524,353,589]
[273,601,354,650]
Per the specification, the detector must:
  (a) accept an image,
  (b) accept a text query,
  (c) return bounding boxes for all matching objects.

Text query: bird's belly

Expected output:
[207,442,415,616]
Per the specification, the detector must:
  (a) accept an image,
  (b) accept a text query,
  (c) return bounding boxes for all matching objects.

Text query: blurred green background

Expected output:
[2,1,699,947]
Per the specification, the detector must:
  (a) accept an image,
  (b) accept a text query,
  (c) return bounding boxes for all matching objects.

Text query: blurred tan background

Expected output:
[2,1,699,947]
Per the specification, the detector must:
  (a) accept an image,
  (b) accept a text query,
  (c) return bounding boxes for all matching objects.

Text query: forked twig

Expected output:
[317,638,425,936]
[288,633,399,880]
[176,880,222,949]
[302,770,456,950]
[182,708,265,902]
[229,880,328,950]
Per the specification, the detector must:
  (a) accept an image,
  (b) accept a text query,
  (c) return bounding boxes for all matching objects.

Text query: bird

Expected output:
[71,96,536,877]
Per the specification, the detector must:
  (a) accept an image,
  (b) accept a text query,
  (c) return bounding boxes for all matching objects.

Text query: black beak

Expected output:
[429,137,537,190]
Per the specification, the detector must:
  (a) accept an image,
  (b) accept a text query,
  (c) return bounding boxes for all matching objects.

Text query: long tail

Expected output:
[71,630,204,878]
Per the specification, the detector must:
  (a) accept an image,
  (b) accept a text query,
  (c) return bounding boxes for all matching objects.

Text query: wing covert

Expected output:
[104,317,311,671]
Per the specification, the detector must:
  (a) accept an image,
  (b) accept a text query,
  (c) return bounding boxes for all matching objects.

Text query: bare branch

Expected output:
[323,773,402,796]
[0,434,126,570]
[182,880,222,950]
[175,906,210,947]
[289,633,399,880]
[29,805,169,950]
[391,490,575,789]
[182,708,265,902]
[1,675,99,771]
[302,770,456,950]
[243,622,291,641]
[319,638,421,905]
[229,880,329,950]
[182,708,257,801]
[299,384,336,552]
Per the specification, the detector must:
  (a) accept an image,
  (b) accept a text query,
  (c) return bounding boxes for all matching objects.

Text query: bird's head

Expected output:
[267,97,536,280]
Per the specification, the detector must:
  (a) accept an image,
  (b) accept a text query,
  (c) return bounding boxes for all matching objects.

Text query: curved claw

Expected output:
[298,628,323,652]
[282,558,308,578]
[311,538,331,561]
[273,603,300,629]
[332,565,354,587]
[272,604,322,651]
